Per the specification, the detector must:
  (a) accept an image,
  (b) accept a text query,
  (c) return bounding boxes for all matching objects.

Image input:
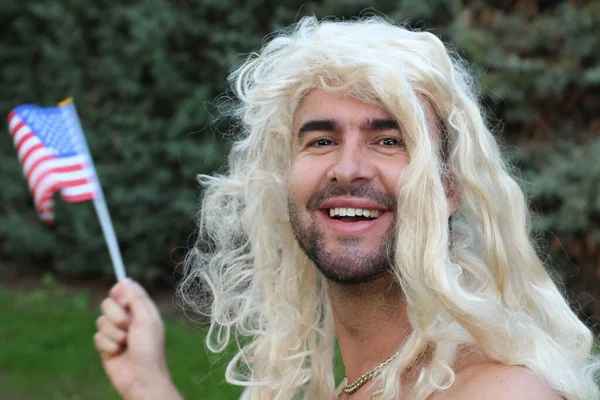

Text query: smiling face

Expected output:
[288,89,411,284]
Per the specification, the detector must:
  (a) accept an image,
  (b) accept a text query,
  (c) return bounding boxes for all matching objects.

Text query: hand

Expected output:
[94,278,181,400]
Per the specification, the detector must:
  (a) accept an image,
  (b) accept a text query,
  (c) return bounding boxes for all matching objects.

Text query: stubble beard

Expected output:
[287,186,397,285]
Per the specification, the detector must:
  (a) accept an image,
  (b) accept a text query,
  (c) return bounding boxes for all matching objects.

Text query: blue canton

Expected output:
[14,105,78,157]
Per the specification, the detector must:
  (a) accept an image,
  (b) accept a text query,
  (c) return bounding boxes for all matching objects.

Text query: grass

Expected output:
[0,278,243,400]
[0,275,348,400]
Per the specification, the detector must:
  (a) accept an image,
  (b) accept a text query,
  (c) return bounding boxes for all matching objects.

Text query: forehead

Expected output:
[292,89,392,131]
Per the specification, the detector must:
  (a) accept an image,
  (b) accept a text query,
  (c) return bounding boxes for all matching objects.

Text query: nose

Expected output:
[327,140,376,189]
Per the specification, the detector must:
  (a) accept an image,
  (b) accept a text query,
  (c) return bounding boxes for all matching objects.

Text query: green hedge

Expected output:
[1,0,599,317]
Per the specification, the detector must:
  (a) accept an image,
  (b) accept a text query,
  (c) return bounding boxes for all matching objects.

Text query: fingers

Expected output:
[96,315,127,344]
[95,278,165,362]
[100,297,130,329]
[94,331,121,356]
[95,299,128,357]
[109,279,162,328]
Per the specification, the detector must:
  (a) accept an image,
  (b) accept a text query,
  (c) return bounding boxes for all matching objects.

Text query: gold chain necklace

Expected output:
[337,347,426,398]
[341,348,401,395]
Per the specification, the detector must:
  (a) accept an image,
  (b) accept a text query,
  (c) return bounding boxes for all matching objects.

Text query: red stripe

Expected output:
[38,208,53,215]
[15,132,35,153]
[31,183,58,198]
[20,143,44,164]
[58,178,90,188]
[63,192,95,202]
[38,204,53,212]
[10,120,25,137]
[37,205,54,215]
[25,158,82,182]
[30,163,87,193]
[39,193,53,202]
[38,208,53,216]
[37,204,55,225]
[56,164,85,173]
[32,178,60,204]
[38,199,53,210]
[7,110,16,124]
[24,155,56,182]
[31,169,55,193]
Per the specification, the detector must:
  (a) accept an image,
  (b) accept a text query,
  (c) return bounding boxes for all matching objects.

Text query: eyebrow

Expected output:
[296,118,400,142]
[297,119,340,142]
[361,118,399,131]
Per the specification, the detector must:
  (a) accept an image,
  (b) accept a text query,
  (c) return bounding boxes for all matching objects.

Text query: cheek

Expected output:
[288,159,326,204]
[288,163,311,204]
[379,161,408,193]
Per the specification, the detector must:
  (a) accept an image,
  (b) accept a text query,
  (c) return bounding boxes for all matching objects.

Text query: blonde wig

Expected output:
[179,16,600,399]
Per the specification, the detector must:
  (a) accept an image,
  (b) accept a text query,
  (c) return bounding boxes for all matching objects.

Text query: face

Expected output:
[288,89,410,284]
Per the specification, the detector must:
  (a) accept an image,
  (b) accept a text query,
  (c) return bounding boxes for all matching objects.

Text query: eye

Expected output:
[310,138,334,147]
[378,137,405,147]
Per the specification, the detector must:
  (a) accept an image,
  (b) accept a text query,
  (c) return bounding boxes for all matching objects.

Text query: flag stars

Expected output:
[19,105,78,156]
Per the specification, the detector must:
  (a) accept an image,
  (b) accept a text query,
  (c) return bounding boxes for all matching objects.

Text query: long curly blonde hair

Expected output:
[179,16,600,399]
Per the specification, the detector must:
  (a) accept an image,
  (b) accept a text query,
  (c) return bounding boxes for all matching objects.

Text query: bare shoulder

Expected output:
[430,363,562,400]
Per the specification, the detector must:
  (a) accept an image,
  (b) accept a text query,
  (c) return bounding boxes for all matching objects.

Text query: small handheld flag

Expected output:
[7,99,126,281]
[8,101,97,222]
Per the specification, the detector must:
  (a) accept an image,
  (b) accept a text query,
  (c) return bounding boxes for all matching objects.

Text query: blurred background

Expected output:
[0,0,599,398]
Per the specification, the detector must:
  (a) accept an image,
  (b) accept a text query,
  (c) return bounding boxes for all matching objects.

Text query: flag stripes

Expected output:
[7,107,97,223]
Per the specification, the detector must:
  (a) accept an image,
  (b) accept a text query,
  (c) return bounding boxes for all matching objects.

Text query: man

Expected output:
[94,16,600,399]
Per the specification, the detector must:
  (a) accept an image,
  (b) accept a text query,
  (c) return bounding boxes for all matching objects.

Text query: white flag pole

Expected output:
[59,98,127,282]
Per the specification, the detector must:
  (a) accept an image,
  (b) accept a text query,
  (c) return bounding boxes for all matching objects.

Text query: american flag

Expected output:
[7,101,99,224]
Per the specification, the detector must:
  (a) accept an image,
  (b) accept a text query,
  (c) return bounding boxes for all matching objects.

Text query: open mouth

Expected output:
[327,207,384,222]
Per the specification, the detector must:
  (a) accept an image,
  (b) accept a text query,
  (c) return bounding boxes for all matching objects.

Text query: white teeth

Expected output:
[328,207,383,219]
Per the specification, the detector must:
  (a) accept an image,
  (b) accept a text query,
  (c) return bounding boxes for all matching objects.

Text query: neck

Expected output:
[328,274,412,385]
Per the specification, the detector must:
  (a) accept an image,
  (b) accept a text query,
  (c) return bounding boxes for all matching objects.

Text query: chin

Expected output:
[311,249,392,285]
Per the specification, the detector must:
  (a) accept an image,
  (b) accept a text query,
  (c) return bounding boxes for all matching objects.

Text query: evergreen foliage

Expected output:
[0,1,598,318]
